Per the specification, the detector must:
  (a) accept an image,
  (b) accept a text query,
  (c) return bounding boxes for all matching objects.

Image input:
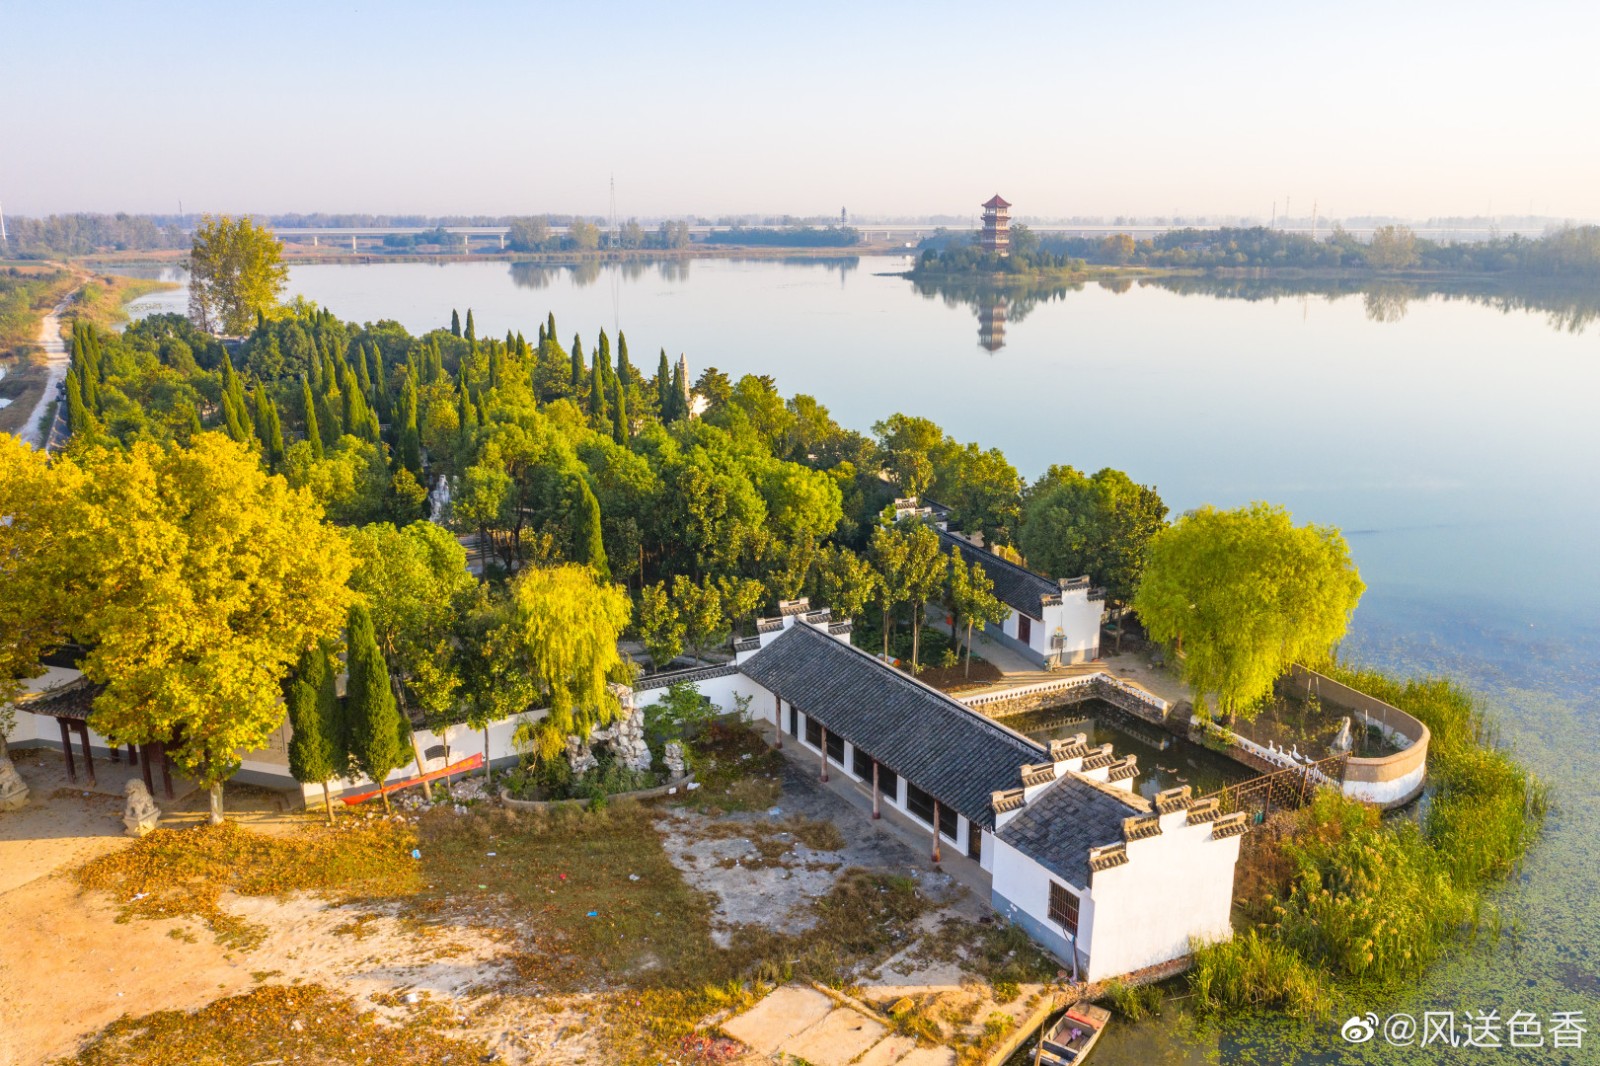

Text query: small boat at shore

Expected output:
[1034,1001,1111,1065]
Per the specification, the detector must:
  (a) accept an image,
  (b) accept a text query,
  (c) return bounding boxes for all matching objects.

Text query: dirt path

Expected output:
[17,280,82,448]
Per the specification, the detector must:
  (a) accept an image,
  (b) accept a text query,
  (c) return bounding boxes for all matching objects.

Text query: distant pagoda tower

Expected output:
[980,194,1011,256]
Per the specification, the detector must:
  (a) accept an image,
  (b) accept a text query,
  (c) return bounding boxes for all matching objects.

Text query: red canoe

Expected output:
[339,752,485,806]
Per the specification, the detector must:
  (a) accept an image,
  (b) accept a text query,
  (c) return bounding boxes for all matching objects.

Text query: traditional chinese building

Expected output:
[981,194,1012,256]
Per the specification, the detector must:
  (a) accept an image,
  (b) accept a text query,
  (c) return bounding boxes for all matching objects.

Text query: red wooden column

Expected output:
[871,761,881,819]
[75,722,97,787]
[58,718,77,782]
[931,800,942,863]
[773,693,783,750]
[819,726,829,783]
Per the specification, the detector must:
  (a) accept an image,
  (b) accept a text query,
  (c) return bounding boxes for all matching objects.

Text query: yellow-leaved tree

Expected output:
[0,434,86,759]
[65,433,354,821]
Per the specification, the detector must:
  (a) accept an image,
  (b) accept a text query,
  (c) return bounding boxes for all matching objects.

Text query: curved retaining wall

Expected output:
[498,774,695,812]
[1283,666,1429,808]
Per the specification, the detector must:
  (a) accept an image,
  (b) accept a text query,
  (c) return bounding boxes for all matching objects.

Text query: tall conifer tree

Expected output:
[301,378,324,460]
[611,373,628,445]
[287,645,344,823]
[345,603,407,813]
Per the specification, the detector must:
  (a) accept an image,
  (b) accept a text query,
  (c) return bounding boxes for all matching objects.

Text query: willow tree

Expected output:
[1133,503,1365,723]
[187,215,288,335]
[67,433,353,822]
[500,564,631,762]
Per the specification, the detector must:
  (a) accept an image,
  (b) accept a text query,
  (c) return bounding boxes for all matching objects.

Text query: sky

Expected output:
[3,0,1598,222]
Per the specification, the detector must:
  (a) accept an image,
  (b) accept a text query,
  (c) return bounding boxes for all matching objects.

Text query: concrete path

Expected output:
[18,285,79,448]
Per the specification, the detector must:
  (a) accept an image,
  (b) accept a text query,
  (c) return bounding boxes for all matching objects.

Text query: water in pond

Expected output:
[1014,699,1250,800]
[121,256,1600,1063]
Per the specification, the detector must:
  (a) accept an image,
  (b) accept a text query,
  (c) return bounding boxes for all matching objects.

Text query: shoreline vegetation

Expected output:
[1189,665,1546,1018]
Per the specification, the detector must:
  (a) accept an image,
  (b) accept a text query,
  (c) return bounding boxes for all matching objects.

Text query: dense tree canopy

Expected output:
[1133,503,1365,722]
[1020,465,1167,605]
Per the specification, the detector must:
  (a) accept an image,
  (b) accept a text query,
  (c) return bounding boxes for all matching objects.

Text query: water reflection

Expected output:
[910,275,1088,352]
[914,270,1600,350]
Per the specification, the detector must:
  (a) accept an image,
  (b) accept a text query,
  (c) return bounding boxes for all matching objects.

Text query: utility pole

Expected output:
[0,194,8,247]
[1311,200,1319,241]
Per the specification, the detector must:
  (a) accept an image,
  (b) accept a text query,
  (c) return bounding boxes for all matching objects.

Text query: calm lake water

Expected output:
[127,257,1600,1063]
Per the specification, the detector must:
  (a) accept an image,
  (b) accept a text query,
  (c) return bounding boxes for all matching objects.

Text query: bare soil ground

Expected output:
[0,732,1063,1066]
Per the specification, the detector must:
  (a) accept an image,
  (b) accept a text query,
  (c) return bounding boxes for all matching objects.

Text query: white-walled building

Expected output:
[890,497,1106,667]
[633,604,1246,981]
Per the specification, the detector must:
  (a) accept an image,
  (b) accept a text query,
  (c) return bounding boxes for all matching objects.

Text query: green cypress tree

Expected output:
[597,330,611,376]
[287,646,343,823]
[547,312,557,343]
[657,350,671,418]
[345,603,405,813]
[588,359,608,422]
[301,378,324,460]
[451,309,461,337]
[611,372,628,445]
[265,398,286,467]
[65,372,91,435]
[372,345,389,420]
[356,342,373,397]
[670,360,688,422]
[616,331,632,389]
[464,308,476,345]
[570,334,586,392]
[570,475,609,578]
[399,378,422,476]
[537,322,546,346]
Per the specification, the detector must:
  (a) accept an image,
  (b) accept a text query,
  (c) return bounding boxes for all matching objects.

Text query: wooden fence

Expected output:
[1200,752,1349,819]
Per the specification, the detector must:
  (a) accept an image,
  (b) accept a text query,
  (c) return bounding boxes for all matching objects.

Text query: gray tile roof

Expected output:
[633,663,740,691]
[739,622,1045,830]
[996,773,1147,889]
[938,529,1056,620]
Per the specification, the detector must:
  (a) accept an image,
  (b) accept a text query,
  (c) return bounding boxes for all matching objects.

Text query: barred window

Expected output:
[1048,881,1079,937]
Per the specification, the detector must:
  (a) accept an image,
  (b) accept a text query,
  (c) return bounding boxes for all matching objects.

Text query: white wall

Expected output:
[990,837,1096,962]
[1044,592,1104,664]
[1077,810,1239,981]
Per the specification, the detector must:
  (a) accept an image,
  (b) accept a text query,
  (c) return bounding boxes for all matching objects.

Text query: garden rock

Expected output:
[664,741,686,780]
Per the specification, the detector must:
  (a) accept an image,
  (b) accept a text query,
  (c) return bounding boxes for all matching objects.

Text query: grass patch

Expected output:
[913,915,1062,987]
[75,818,421,949]
[54,983,489,1066]
[676,721,785,813]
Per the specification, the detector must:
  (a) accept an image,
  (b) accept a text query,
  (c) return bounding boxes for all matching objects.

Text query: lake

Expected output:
[126,256,1600,1062]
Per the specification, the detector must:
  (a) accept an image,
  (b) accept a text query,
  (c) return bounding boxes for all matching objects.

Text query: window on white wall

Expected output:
[1048,881,1080,937]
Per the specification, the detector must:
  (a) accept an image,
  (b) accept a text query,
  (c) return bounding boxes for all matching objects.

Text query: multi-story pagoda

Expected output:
[980,194,1011,256]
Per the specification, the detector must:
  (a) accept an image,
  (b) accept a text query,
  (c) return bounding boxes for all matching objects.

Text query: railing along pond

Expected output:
[1199,752,1350,819]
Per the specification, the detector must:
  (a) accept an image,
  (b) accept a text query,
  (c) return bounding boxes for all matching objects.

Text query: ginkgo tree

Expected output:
[64,433,354,822]
[1133,502,1365,723]
[0,435,85,760]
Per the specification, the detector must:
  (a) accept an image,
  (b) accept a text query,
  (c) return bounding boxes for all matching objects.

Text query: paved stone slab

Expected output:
[720,985,834,1055]
[854,1033,922,1066]
[785,1006,889,1066]
[894,1048,957,1066]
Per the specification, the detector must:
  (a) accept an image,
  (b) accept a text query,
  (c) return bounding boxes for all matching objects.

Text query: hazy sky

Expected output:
[4,0,1597,221]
